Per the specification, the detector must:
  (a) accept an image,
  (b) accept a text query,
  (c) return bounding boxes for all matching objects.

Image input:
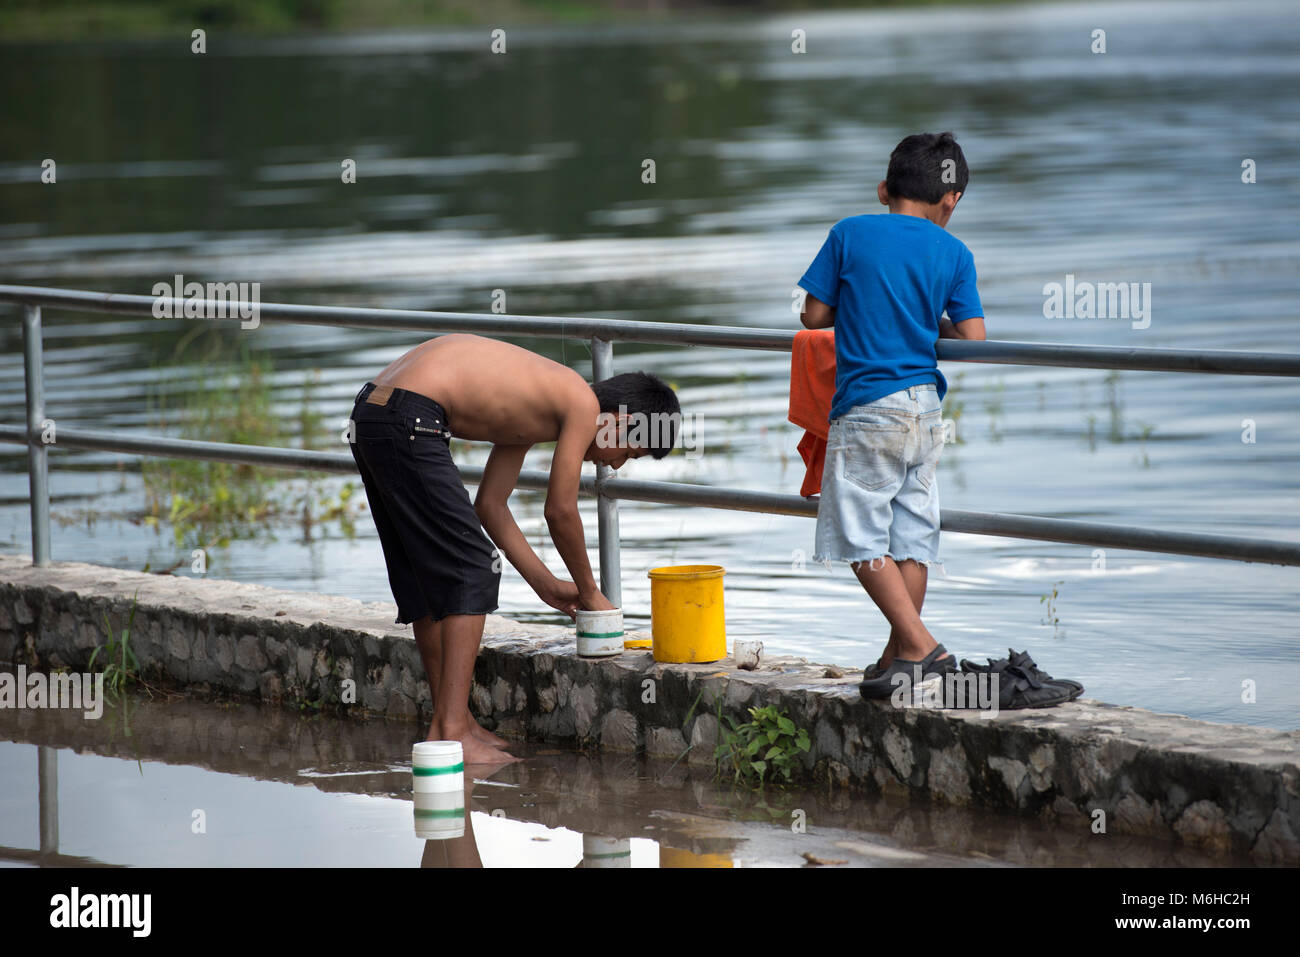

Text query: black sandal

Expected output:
[959,648,1082,709]
[859,644,956,700]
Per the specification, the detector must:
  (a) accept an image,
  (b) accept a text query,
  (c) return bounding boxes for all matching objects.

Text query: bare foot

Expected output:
[429,724,519,767]
[464,742,518,773]
[464,736,519,767]
[427,701,511,749]
[471,721,511,750]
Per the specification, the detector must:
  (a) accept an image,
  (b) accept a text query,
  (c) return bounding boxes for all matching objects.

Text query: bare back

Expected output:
[372,334,594,445]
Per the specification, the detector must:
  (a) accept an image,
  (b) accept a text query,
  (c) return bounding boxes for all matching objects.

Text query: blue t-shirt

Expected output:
[798,213,983,421]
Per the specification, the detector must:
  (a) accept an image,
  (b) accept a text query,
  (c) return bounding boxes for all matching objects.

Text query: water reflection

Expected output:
[0,692,1260,868]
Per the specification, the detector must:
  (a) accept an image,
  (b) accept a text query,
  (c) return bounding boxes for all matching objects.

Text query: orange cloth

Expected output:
[788,328,837,497]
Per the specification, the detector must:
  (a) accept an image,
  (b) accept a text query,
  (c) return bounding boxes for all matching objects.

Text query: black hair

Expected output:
[591,371,681,459]
[885,131,969,204]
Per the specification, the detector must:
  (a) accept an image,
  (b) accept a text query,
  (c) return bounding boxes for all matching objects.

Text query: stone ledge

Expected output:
[1,552,1296,862]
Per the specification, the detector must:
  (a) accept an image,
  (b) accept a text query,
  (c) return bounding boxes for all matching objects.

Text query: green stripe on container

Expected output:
[413,762,465,776]
[577,631,625,639]
[585,851,632,859]
[414,808,465,819]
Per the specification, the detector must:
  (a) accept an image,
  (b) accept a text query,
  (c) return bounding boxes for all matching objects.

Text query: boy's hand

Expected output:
[579,589,617,612]
[539,576,582,619]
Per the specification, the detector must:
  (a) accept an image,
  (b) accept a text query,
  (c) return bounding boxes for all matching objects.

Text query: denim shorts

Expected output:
[349,382,500,625]
[813,383,946,567]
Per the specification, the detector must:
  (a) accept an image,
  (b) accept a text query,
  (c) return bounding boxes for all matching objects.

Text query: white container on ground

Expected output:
[413,740,464,794]
[576,607,624,657]
[733,639,763,670]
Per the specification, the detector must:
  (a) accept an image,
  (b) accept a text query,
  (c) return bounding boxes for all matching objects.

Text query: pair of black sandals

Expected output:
[859,645,1083,710]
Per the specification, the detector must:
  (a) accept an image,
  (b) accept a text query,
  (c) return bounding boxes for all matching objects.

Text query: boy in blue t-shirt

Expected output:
[797,131,986,698]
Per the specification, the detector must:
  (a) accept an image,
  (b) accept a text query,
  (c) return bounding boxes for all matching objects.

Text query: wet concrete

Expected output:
[0,688,1260,868]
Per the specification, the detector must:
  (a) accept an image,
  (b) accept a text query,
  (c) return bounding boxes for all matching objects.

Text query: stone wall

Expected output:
[1,553,1296,862]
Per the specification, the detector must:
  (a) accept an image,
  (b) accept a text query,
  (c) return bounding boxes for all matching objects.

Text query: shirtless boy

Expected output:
[348,334,680,764]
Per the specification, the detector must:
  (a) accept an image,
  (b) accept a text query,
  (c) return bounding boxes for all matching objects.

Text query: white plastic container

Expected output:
[576,607,624,657]
[733,639,763,670]
[412,740,464,794]
[413,789,465,840]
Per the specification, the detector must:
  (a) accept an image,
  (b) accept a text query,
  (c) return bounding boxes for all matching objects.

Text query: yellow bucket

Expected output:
[647,564,726,663]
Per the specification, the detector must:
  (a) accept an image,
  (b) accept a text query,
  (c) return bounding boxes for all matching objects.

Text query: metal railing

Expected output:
[3,284,1300,599]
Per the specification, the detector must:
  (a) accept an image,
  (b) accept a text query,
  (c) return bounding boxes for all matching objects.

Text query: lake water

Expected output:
[1,0,1298,730]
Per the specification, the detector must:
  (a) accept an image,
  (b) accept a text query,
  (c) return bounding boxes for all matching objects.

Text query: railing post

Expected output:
[22,304,51,566]
[590,336,622,608]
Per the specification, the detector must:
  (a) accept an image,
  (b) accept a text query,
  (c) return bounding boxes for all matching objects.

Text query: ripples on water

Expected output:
[1,0,1297,728]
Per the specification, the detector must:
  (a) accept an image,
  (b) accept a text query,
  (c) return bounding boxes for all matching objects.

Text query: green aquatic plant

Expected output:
[141,344,281,548]
[89,594,141,698]
[940,372,965,444]
[983,376,1004,443]
[1104,370,1124,443]
[1133,420,1155,468]
[714,704,811,790]
[139,333,361,553]
[662,694,810,791]
[1040,580,1064,638]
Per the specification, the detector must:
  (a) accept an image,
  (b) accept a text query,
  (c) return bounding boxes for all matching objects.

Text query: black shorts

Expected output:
[349,382,500,625]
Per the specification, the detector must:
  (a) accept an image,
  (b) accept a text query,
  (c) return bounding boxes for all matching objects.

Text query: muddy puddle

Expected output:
[0,690,1254,868]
